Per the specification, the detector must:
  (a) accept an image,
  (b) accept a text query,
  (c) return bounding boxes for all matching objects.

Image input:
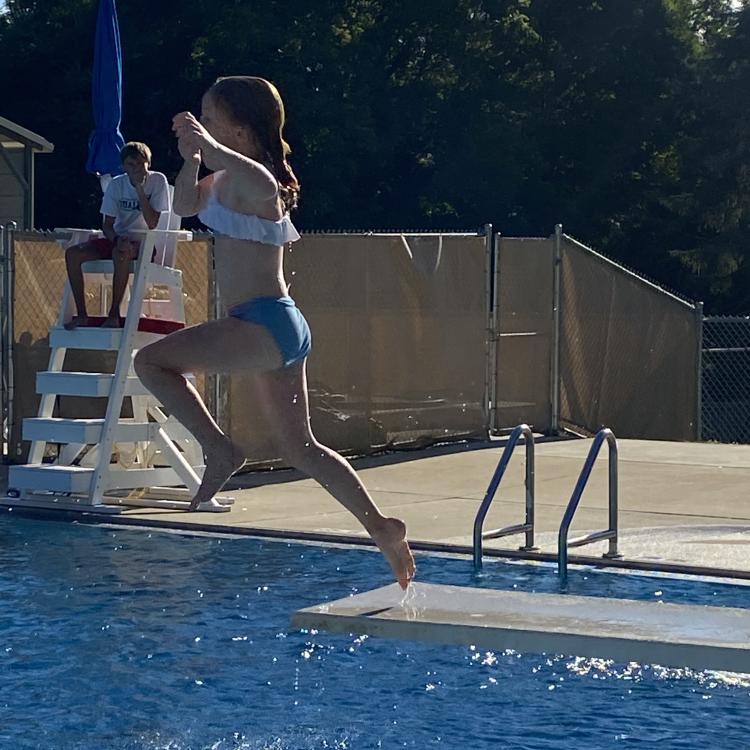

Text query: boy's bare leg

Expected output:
[64,240,112,329]
[102,239,139,327]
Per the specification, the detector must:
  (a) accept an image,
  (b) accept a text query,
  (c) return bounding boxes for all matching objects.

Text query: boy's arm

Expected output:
[101,214,117,242]
[100,180,134,245]
[134,175,161,229]
[100,181,118,241]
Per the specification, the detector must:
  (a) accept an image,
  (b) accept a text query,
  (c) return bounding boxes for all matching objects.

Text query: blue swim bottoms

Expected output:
[228,296,312,368]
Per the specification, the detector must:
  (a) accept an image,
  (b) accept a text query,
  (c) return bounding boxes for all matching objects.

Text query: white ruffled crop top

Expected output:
[198,184,300,245]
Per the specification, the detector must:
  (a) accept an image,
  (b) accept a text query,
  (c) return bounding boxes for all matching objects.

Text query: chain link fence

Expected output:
[221,231,491,463]
[492,236,554,433]
[4,229,491,465]
[491,231,702,441]
[3,223,725,466]
[558,233,701,441]
[701,317,750,443]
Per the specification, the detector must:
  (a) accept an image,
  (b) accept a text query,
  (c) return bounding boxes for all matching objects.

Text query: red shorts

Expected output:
[88,237,141,257]
[89,237,116,253]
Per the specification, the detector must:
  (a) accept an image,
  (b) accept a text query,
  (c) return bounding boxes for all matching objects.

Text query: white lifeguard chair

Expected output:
[6,191,231,513]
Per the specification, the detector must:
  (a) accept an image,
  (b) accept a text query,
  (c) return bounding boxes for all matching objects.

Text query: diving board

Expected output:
[291,582,750,674]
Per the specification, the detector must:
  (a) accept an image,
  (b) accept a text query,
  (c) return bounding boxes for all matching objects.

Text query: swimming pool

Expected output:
[1,512,748,750]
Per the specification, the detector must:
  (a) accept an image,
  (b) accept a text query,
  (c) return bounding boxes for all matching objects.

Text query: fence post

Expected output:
[2,222,16,461]
[550,224,562,435]
[484,224,496,435]
[207,235,222,429]
[0,223,4,459]
[695,301,704,441]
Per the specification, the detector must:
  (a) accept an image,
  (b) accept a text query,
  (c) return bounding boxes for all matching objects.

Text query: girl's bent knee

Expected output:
[279,440,326,469]
[133,347,157,374]
[134,344,184,378]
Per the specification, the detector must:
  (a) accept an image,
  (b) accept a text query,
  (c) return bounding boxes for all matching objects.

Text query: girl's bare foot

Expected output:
[100,315,124,328]
[370,517,416,589]
[189,434,245,511]
[64,315,92,330]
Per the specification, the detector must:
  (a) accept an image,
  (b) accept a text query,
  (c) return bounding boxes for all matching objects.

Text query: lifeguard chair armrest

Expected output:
[54,228,193,241]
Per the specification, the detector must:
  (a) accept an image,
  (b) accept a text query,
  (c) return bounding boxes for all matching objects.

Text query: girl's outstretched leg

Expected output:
[255,360,416,588]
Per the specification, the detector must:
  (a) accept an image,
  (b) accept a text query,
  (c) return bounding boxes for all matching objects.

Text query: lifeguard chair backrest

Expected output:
[152,184,181,267]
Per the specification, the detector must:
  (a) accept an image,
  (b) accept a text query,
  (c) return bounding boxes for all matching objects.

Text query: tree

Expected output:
[666,3,750,312]
[0,0,748,313]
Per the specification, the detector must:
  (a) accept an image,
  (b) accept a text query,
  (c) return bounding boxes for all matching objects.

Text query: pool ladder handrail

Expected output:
[558,428,622,588]
[473,424,537,570]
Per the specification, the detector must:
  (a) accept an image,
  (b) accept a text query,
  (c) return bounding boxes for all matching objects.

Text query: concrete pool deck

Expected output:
[6,436,746,578]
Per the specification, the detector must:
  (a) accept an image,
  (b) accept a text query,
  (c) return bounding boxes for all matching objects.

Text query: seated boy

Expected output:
[64,141,170,329]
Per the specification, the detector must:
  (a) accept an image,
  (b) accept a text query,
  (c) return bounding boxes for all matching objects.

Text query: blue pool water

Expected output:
[1,513,749,750]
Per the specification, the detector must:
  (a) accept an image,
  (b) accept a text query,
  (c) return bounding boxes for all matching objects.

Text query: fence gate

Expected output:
[701,316,750,443]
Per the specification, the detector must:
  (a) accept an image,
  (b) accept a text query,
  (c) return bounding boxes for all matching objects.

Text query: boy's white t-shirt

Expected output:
[100,171,170,236]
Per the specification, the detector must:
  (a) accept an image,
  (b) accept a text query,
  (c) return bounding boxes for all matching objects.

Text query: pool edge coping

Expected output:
[4,504,750,583]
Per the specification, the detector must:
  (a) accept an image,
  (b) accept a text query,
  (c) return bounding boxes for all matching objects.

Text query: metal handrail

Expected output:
[473,423,536,570]
[551,224,562,434]
[558,428,620,588]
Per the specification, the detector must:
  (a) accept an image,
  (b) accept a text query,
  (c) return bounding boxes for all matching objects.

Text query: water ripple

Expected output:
[0,515,748,749]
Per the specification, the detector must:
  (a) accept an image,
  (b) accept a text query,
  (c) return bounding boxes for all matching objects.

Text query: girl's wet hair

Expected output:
[209,76,300,212]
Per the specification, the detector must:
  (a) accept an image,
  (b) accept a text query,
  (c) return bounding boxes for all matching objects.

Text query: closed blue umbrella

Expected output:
[85,0,124,184]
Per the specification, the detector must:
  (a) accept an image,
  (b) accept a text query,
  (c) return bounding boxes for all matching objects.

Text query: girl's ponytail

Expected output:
[268,135,300,212]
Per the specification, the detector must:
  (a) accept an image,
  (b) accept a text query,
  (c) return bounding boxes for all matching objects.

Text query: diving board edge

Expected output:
[291,583,750,674]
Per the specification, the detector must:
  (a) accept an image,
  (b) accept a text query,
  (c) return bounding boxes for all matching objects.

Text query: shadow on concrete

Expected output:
[0,433,578,493]
[225,433,577,490]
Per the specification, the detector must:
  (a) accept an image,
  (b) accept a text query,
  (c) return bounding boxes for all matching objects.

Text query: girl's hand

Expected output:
[172,111,214,164]
[176,131,201,164]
